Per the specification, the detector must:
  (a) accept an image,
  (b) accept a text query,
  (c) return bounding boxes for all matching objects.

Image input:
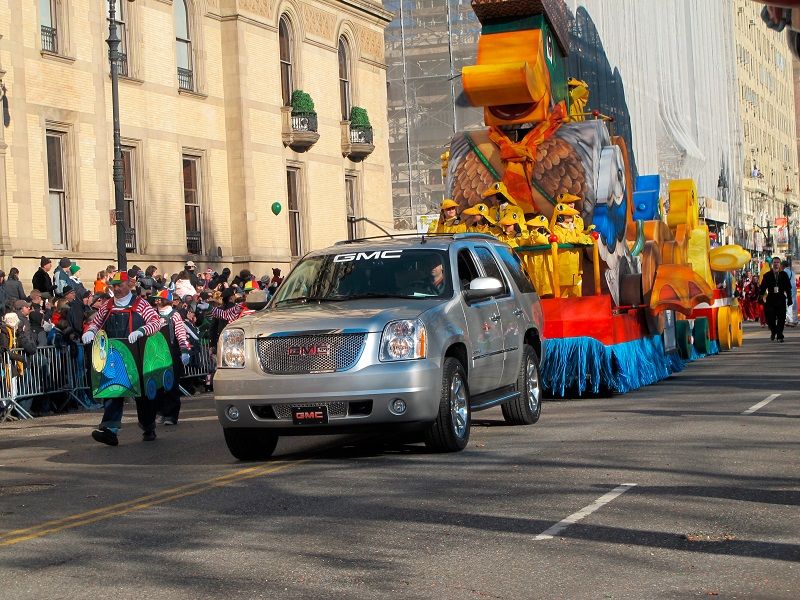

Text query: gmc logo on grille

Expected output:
[287,344,331,356]
[296,411,324,420]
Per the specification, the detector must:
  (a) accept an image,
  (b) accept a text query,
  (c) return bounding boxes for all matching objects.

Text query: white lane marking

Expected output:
[535,483,637,541]
[741,393,780,415]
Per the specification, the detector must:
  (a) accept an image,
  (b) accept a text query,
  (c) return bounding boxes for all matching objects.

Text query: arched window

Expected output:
[174,0,193,90]
[338,37,351,121]
[279,16,294,107]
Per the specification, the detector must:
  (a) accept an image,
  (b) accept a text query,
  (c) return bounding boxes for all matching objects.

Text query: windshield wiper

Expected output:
[331,292,417,301]
[274,296,328,306]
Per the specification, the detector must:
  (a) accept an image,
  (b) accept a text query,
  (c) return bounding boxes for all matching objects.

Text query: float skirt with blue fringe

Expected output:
[541,334,684,397]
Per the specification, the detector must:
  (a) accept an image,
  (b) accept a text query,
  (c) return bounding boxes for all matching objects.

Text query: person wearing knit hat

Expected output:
[2,267,26,312]
[152,288,191,426]
[32,256,55,297]
[54,257,73,297]
[67,262,88,300]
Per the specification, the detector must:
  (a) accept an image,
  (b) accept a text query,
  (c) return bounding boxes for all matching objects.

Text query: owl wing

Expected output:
[448,133,500,212]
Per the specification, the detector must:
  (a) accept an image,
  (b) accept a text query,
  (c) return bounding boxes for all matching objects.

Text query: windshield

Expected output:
[272,249,453,305]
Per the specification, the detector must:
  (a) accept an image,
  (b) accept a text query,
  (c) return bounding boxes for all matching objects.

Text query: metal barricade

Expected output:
[1,345,94,421]
[0,339,214,422]
[182,339,214,380]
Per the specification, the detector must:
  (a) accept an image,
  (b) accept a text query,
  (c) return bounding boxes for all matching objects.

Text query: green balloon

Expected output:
[271,202,282,216]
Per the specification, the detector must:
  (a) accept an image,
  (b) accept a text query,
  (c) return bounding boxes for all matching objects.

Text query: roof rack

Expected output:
[333,231,503,245]
[452,232,499,241]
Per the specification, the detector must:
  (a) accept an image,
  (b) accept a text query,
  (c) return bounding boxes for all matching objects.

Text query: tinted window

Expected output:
[457,249,481,290]
[272,249,453,305]
[473,246,509,295]
[494,244,536,294]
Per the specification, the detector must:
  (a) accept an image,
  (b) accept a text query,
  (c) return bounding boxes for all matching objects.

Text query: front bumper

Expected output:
[215,358,442,431]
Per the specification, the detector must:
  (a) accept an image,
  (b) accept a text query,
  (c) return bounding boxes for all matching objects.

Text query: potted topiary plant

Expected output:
[348,106,372,143]
[290,90,317,133]
[349,106,371,128]
[291,90,316,115]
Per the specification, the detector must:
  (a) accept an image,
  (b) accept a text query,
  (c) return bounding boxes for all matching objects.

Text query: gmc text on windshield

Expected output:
[333,250,404,262]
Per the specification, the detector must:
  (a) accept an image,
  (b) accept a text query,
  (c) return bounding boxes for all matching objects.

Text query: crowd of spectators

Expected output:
[0,256,285,416]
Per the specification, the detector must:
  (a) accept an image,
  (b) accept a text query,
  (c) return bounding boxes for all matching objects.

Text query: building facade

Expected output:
[0,0,393,278]
[734,0,799,259]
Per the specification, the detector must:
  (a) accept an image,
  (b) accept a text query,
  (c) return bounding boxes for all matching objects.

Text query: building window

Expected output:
[279,16,294,107]
[40,0,58,53]
[46,131,69,249]
[183,156,202,254]
[121,147,137,253]
[287,168,303,257]
[345,175,358,240]
[106,0,128,76]
[338,37,352,122]
[175,0,193,91]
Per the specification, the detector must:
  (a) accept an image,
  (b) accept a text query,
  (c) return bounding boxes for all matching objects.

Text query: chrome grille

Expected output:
[271,402,348,420]
[256,333,366,374]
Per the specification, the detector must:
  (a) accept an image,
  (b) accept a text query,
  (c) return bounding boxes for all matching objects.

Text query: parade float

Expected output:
[444,0,751,396]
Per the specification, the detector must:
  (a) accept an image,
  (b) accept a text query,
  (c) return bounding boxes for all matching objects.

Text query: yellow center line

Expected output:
[0,459,308,547]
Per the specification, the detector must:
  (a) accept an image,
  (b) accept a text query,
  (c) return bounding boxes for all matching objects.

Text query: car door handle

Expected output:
[513,308,523,317]
[490,313,501,322]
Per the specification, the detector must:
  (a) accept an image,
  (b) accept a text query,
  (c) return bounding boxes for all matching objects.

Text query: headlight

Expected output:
[379,319,426,362]
[220,328,245,368]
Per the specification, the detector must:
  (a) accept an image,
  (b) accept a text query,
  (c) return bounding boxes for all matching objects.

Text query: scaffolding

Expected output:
[386,0,745,235]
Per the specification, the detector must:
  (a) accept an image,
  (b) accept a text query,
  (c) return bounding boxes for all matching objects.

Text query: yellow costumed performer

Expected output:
[523,214,555,297]
[428,199,466,234]
[496,208,526,248]
[550,203,584,297]
[461,202,500,235]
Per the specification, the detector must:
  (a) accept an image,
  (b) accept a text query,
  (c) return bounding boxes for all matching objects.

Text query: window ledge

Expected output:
[178,88,208,99]
[107,73,144,85]
[40,51,76,64]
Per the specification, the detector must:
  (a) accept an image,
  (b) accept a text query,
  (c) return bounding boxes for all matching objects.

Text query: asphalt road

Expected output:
[0,322,798,599]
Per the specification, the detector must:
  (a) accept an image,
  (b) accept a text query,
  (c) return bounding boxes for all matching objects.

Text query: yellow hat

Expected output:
[481,182,518,205]
[498,214,518,227]
[498,206,527,230]
[553,203,579,217]
[525,214,550,230]
[557,193,582,204]
[440,199,459,210]
[462,203,498,224]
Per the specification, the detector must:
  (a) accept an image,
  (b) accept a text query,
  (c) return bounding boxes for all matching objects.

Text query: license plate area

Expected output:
[291,405,329,425]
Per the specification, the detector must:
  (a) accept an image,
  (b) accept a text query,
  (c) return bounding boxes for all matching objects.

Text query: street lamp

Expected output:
[753,218,774,258]
[784,200,794,258]
[107,0,128,272]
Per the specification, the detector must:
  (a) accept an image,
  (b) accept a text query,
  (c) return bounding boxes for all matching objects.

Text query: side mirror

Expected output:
[245,290,268,311]
[463,277,503,302]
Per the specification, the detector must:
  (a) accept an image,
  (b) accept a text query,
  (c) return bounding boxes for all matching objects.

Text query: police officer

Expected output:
[759,256,793,342]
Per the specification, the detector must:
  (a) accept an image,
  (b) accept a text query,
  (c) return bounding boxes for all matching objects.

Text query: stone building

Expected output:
[734,0,799,258]
[0,0,393,278]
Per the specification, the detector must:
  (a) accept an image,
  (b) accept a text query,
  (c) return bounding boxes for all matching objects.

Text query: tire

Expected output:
[502,344,542,425]
[223,428,279,461]
[693,317,710,354]
[424,357,470,452]
[676,320,692,359]
[731,305,744,347]
[717,307,732,351]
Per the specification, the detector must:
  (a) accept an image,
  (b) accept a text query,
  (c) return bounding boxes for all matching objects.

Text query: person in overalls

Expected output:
[152,289,191,426]
[81,272,163,446]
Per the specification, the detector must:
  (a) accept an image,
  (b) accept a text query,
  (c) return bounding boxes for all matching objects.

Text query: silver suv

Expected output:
[215,233,545,460]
